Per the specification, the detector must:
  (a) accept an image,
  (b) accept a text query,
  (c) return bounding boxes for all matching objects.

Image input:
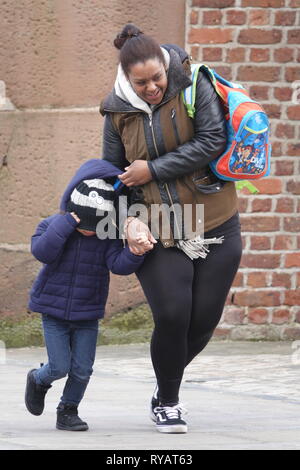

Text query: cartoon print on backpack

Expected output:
[182,64,271,182]
[230,117,269,176]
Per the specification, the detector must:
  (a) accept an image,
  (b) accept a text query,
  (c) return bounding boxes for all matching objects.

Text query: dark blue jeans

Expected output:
[34,315,99,406]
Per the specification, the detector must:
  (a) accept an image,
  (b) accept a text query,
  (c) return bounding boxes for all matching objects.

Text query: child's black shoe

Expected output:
[56,403,89,431]
[25,368,51,416]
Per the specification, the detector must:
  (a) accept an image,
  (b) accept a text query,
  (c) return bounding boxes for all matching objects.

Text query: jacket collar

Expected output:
[100,49,192,115]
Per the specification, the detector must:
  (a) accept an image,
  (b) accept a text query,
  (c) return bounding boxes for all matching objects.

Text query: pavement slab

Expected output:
[0,341,300,450]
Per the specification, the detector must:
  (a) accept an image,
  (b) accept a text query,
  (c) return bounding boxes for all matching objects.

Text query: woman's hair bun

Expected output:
[113,23,143,50]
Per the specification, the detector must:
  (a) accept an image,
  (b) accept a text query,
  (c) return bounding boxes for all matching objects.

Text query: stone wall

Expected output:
[186,0,300,340]
[0,0,185,319]
[1,0,300,341]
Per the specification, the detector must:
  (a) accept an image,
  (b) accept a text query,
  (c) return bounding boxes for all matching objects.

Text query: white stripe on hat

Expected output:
[70,187,114,212]
[83,179,114,192]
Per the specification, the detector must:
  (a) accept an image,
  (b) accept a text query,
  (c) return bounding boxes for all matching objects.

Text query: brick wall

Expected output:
[186,0,300,340]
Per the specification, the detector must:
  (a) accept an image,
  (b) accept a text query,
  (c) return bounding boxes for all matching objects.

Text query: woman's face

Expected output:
[128,58,168,105]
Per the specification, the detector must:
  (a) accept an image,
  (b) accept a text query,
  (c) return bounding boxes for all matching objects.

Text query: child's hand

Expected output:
[70,212,81,224]
[136,233,148,244]
[135,232,154,253]
[125,217,157,255]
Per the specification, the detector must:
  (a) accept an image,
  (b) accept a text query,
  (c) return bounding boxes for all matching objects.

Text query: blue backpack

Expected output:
[182,64,271,192]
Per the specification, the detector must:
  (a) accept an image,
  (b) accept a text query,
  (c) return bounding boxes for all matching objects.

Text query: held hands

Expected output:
[118,161,152,187]
[125,217,157,255]
[70,213,156,256]
[118,161,154,253]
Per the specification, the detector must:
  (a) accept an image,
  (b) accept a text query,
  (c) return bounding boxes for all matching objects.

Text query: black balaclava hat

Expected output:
[66,178,115,232]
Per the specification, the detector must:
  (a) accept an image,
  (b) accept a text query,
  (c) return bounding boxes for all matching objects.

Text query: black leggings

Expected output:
[136,212,242,406]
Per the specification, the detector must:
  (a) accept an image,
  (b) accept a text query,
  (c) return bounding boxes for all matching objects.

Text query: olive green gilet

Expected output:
[110,93,238,247]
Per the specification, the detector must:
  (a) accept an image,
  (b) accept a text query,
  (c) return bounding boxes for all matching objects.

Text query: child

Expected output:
[25,159,153,431]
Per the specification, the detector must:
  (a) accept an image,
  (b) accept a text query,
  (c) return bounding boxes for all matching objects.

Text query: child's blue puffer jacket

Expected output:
[28,159,144,321]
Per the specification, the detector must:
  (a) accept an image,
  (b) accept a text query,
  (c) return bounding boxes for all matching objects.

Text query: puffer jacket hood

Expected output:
[162,43,190,63]
[28,158,145,322]
[60,159,124,212]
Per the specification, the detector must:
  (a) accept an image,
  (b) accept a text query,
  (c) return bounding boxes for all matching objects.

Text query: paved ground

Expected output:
[1,341,300,450]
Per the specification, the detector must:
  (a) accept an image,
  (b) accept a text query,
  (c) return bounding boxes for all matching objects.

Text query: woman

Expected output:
[100,24,242,434]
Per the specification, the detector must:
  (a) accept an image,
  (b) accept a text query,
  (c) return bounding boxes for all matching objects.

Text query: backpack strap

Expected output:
[181,63,220,118]
[181,64,261,193]
[235,180,259,194]
[181,64,201,118]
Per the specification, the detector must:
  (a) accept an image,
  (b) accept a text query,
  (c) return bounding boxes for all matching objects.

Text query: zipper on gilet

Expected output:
[149,113,182,241]
[171,108,181,147]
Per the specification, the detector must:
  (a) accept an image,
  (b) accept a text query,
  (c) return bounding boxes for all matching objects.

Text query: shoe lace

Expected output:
[154,403,187,420]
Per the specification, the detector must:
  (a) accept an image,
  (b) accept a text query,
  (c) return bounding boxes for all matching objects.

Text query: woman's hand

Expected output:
[125,217,157,255]
[118,161,152,187]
